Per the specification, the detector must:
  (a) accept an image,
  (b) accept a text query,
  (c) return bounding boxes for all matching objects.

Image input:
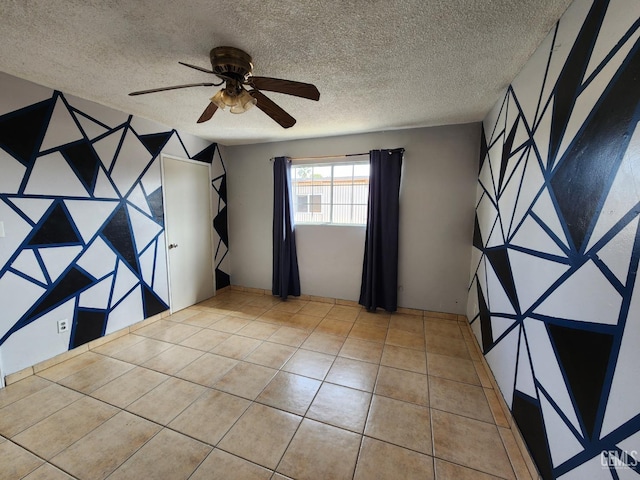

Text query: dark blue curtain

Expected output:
[272,156,301,299]
[359,148,404,312]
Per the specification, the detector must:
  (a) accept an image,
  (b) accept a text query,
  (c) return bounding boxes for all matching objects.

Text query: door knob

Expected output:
[168,243,178,249]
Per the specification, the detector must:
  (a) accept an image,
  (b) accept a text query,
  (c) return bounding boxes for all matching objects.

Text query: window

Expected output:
[291,160,370,225]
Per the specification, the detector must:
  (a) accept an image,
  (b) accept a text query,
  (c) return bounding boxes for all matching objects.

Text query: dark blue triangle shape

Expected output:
[147,187,164,225]
[499,116,520,194]
[101,205,140,274]
[477,280,493,353]
[547,323,614,440]
[0,98,54,167]
[485,247,520,314]
[139,132,173,157]
[512,391,553,480]
[549,0,608,165]
[214,206,228,247]
[28,202,81,246]
[142,285,168,318]
[550,35,640,252]
[60,140,102,194]
[192,143,217,164]
[71,309,107,348]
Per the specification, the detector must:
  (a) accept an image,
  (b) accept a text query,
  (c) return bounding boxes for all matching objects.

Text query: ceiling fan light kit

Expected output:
[129,46,319,128]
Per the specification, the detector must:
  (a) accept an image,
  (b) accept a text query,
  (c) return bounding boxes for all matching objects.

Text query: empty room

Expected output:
[0,0,638,479]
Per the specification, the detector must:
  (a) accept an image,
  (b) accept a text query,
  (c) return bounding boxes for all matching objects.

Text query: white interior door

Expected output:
[162,155,215,312]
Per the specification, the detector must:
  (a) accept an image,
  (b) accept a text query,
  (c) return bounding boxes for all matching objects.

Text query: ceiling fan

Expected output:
[129,46,320,129]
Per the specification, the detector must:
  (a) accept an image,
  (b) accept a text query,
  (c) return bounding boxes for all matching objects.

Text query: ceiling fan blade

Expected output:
[249,90,296,128]
[248,77,320,101]
[128,83,217,96]
[178,61,215,74]
[197,102,218,123]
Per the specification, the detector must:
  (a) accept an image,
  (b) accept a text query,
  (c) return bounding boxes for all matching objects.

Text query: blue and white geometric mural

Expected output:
[0,73,225,375]
[468,1,640,478]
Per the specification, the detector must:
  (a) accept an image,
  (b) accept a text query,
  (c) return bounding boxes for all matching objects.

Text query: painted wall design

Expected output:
[468,1,640,478]
[0,73,224,375]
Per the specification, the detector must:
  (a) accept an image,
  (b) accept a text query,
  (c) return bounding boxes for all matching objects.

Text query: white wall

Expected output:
[225,123,479,313]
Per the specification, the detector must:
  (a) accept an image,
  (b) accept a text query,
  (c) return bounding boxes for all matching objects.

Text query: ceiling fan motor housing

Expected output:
[210,46,253,82]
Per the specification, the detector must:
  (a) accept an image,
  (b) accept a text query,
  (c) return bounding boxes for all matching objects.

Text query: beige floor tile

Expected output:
[0,384,82,437]
[270,299,306,313]
[380,345,427,374]
[298,301,333,317]
[107,428,211,480]
[425,334,471,359]
[237,321,281,340]
[315,318,353,337]
[486,388,511,427]
[218,403,301,469]
[354,437,434,480]
[178,328,231,351]
[326,356,378,392]
[390,314,425,334]
[165,307,201,323]
[151,323,202,343]
[51,411,161,480]
[57,356,134,394]
[22,463,74,480]
[141,344,204,375]
[134,319,173,336]
[248,295,282,308]
[36,351,103,382]
[175,353,238,387]
[356,311,391,328]
[301,332,345,355]
[0,440,43,480]
[90,366,168,408]
[348,323,387,343]
[12,396,117,459]
[214,361,278,400]
[365,395,432,454]
[386,328,426,350]
[91,333,145,356]
[326,305,361,322]
[282,313,320,331]
[169,389,251,445]
[258,309,295,324]
[0,375,52,409]
[431,409,514,479]
[434,459,503,479]
[427,352,480,385]
[211,335,262,359]
[282,349,335,380]
[228,304,270,320]
[267,326,309,347]
[180,310,227,327]
[474,360,495,388]
[210,316,252,333]
[375,365,429,406]
[277,418,361,480]
[190,449,272,480]
[339,337,384,364]
[431,376,491,422]
[307,383,371,433]
[425,320,463,338]
[244,342,297,369]
[256,371,321,415]
[498,426,534,480]
[126,377,207,425]
[109,337,173,364]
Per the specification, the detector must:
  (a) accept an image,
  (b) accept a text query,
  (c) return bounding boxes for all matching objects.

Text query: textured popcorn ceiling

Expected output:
[0,0,572,145]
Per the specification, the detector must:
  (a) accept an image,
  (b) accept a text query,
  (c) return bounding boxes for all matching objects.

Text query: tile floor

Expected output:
[0,290,537,480]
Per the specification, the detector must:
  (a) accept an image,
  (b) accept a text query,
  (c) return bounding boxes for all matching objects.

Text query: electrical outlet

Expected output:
[57,319,69,333]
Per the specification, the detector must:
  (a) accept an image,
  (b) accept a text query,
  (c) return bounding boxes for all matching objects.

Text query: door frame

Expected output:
[160,154,216,314]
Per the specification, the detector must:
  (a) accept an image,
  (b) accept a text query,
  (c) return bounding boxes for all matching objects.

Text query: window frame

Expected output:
[290,157,370,226]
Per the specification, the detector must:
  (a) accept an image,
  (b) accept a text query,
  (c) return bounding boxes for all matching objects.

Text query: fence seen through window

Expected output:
[291,161,370,225]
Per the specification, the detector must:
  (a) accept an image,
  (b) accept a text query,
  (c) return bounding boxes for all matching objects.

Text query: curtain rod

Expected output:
[270,152,368,162]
